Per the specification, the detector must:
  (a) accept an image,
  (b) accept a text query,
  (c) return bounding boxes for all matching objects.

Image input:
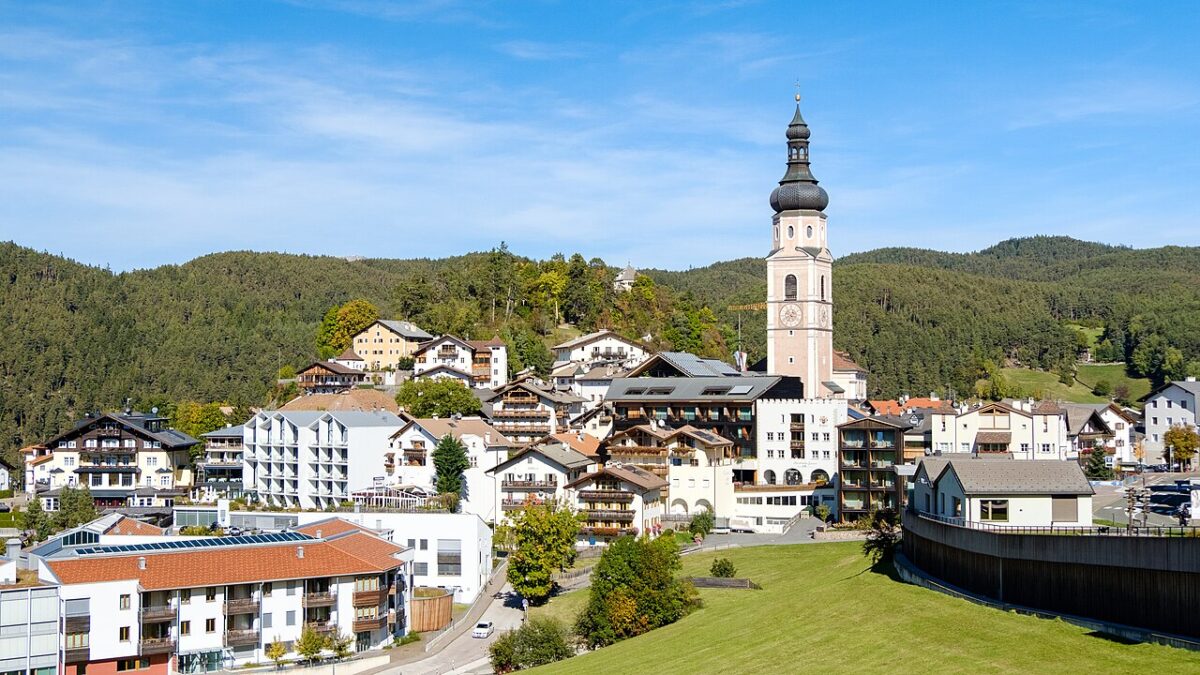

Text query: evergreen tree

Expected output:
[432,435,470,503]
[1083,449,1114,480]
[19,499,54,542]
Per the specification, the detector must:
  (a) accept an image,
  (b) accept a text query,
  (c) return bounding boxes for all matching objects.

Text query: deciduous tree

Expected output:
[316,299,379,359]
[1164,424,1199,471]
[506,501,582,606]
[395,379,481,418]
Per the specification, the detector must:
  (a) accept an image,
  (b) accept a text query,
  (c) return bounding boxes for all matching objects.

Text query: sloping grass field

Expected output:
[999,367,1105,403]
[533,543,1195,674]
[1076,363,1152,403]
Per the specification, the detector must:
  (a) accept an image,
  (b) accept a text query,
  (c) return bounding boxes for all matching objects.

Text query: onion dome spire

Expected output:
[770,93,829,213]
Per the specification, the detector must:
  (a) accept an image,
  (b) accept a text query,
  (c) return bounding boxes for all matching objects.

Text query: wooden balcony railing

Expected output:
[140,604,177,622]
[65,647,90,664]
[578,490,634,503]
[306,621,337,634]
[140,637,176,655]
[353,588,388,607]
[501,479,557,490]
[584,509,636,523]
[224,629,260,647]
[353,616,386,632]
[302,592,336,608]
[223,598,260,615]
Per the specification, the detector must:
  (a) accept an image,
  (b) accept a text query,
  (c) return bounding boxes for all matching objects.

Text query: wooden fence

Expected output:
[408,588,453,633]
[903,511,1200,639]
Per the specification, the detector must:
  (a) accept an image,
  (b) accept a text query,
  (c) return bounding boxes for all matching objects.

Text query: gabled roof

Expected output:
[553,330,645,352]
[936,459,1093,496]
[626,351,741,378]
[415,364,473,379]
[251,409,403,429]
[392,417,512,446]
[43,411,199,450]
[375,319,434,340]
[484,379,585,405]
[201,426,244,439]
[549,432,602,457]
[565,464,667,492]
[1061,404,1115,437]
[299,360,364,376]
[279,388,400,414]
[832,350,866,373]
[867,398,953,415]
[335,347,364,361]
[295,517,377,539]
[487,441,595,474]
[413,334,474,356]
[837,415,913,431]
[615,265,637,282]
[103,515,165,536]
[467,337,506,349]
[1140,379,1200,402]
[607,375,795,402]
[670,425,734,447]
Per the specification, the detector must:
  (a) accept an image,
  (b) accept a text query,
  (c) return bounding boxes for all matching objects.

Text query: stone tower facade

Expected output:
[765,97,834,395]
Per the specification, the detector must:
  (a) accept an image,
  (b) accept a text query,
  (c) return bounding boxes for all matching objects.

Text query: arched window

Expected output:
[785,468,801,485]
[764,470,776,485]
[820,275,825,301]
[784,274,797,301]
[811,469,830,485]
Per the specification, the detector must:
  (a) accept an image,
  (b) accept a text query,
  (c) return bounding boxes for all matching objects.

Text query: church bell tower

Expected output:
[765,95,834,395]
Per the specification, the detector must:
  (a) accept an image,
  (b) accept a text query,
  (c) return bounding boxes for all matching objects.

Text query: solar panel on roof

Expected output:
[728,385,753,395]
[73,530,314,556]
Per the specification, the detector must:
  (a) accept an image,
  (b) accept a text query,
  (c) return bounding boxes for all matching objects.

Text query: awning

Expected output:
[976,431,1011,444]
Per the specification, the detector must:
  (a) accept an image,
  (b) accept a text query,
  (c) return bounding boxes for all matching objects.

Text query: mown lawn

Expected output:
[1076,364,1151,403]
[532,543,1196,674]
[1000,367,1105,403]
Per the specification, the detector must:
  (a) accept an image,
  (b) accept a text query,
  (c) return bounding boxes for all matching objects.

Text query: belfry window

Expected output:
[820,275,825,301]
[785,275,797,301]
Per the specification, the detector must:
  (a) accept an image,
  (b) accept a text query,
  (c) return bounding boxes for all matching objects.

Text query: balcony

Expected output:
[501,479,557,490]
[790,440,805,450]
[224,629,260,647]
[790,422,806,431]
[579,526,638,537]
[65,647,90,664]
[140,604,177,622]
[307,621,337,635]
[584,509,636,523]
[65,615,91,633]
[353,616,386,632]
[578,490,634,503]
[491,409,550,419]
[140,637,176,656]
[501,499,533,511]
[302,592,336,608]
[608,445,668,456]
[353,588,388,607]
[224,597,260,615]
[402,450,426,464]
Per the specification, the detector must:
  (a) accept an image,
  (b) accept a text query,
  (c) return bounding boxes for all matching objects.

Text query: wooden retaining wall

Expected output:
[902,513,1200,639]
[409,588,453,633]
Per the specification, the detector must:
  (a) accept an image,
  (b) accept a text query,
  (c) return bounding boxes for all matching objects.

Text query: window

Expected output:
[205,618,216,633]
[286,611,296,627]
[146,457,157,466]
[437,539,462,576]
[1019,443,1030,454]
[119,626,130,642]
[117,659,150,672]
[820,275,825,301]
[952,497,962,518]
[980,499,1009,522]
[263,613,272,629]
[181,589,191,603]
[784,274,797,301]
[924,493,930,513]
[413,562,429,575]
[1041,443,1052,453]
[119,594,131,610]
[66,632,89,649]
[287,582,296,596]
[205,587,216,602]
[355,577,380,592]
[419,539,428,551]
[180,621,191,636]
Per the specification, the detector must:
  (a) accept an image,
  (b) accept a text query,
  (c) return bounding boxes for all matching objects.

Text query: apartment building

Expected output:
[351,320,433,371]
[196,427,245,501]
[33,525,410,674]
[929,400,1071,460]
[837,416,910,523]
[0,550,60,675]
[242,410,404,510]
[1062,403,1139,468]
[386,417,513,521]
[487,442,596,524]
[551,330,650,371]
[412,336,508,389]
[1142,379,1199,464]
[483,379,586,444]
[22,411,198,508]
[565,464,666,546]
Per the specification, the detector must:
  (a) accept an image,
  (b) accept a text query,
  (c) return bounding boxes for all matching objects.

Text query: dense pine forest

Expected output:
[3,235,1199,462]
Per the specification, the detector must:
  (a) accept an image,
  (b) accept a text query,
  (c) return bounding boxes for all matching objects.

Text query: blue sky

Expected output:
[1,1,1198,271]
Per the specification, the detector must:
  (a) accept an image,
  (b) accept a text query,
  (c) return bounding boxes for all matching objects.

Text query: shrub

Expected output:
[862,508,901,566]
[710,558,737,578]
[1091,379,1112,397]
[814,503,832,522]
[489,617,574,672]
[688,509,714,538]
[397,356,415,371]
[393,632,421,647]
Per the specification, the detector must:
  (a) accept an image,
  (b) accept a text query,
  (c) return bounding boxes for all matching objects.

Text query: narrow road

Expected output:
[380,584,523,675]
[1091,472,1198,527]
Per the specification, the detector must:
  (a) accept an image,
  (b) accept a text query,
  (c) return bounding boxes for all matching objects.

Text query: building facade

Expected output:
[837,417,910,522]
[350,320,434,372]
[487,443,596,524]
[929,401,1071,460]
[242,411,403,510]
[295,362,367,395]
[564,465,666,546]
[551,330,650,371]
[386,418,512,522]
[196,427,245,501]
[483,380,585,444]
[412,336,508,389]
[1142,379,1199,465]
[912,458,1094,527]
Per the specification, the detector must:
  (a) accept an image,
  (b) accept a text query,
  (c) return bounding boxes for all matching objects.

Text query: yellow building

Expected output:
[351,319,434,371]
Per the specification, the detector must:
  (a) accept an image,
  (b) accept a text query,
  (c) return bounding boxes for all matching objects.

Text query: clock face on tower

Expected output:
[779,303,803,328]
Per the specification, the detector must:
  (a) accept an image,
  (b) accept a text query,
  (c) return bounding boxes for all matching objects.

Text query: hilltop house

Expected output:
[412,335,508,389]
[1142,378,1199,465]
[351,319,434,371]
[386,417,512,521]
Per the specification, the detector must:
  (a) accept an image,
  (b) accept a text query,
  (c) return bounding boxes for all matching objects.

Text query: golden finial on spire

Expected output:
[793,80,801,103]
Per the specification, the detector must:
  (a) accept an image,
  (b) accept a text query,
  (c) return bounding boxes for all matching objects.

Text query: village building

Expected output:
[350,319,434,371]
[412,335,508,389]
[295,361,367,395]
[1141,378,1199,465]
[912,457,1094,527]
[486,441,596,523]
[482,379,586,444]
[565,464,666,546]
[386,417,512,521]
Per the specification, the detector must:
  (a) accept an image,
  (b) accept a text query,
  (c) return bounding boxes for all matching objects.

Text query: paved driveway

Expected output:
[380,584,523,675]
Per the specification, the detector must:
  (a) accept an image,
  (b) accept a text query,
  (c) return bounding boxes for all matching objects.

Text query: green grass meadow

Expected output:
[1076,364,1152,403]
[532,543,1195,674]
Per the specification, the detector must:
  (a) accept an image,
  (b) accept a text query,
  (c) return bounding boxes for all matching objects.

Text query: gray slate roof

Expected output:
[607,376,783,402]
[939,459,1094,496]
[653,351,742,377]
[488,441,594,473]
[202,426,245,439]
[378,320,433,340]
[252,410,403,428]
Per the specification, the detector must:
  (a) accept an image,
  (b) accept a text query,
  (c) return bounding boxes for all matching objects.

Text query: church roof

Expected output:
[770,95,828,213]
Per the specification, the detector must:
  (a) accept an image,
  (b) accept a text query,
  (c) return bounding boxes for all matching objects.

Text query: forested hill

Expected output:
[2,235,1199,460]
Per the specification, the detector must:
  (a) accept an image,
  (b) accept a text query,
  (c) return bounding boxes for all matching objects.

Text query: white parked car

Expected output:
[471,621,494,639]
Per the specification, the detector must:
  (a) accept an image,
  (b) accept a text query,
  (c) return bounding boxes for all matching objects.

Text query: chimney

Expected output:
[137,557,146,570]
[5,538,21,562]
[297,546,305,559]
[930,392,939,401]
[1187,377,1198,383]
[315,530,322,539]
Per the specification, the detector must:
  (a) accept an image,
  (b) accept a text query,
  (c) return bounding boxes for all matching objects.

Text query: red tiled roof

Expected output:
[46,537,403,590]
[551,432,601,457]
[294,518,375,538]
[832,350,866,373]
[104,517,165,536]
[868,398,953,415]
